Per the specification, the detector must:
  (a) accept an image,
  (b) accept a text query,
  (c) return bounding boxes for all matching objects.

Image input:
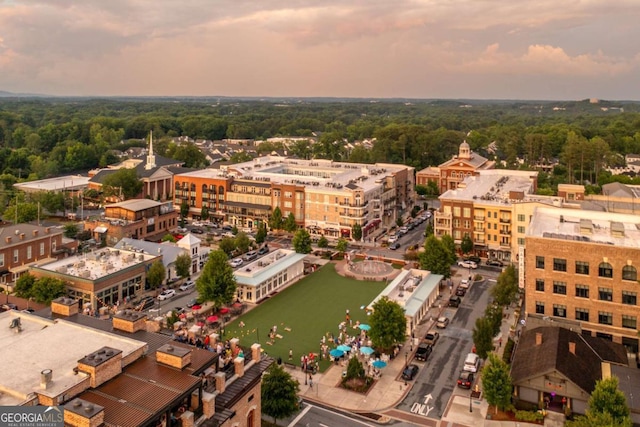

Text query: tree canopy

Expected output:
[197,250,237,308]
[175,253,192,278]
[147,260,166,290]
[482,353,513,414]
[368,296,406,351]
[261,363,300,424]
[292,229,312,254]
[102,168,143,200]
[419,235,452,278]
[490,265,519,307]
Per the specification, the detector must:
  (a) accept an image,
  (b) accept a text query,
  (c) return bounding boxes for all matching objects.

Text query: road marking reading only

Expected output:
[410,393,434,417]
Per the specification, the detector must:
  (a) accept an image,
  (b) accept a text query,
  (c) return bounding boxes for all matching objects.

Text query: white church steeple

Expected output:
[145,130,156,170]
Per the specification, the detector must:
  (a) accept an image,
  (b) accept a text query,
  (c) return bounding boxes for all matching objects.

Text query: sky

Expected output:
[0,0,639,100]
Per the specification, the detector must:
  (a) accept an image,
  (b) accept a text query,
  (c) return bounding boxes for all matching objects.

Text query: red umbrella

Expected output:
[219,308,229,314]
[232,302,242,308]
[192,305,202,311]
[196,322,205,327]
[207,315,219,323]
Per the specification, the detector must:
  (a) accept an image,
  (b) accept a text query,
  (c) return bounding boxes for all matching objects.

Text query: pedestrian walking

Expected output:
[289,348,293,361]
[499,337,503,348]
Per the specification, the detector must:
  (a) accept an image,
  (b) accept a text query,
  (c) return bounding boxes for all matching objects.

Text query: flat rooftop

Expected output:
[235,249,307,287]
[440,170,537,205]
[183,156,411,194]
[369,269,443,317]
[34,247,157,281]
[0,311,146,406]
[528,206,640,248]
[13,175,90,192]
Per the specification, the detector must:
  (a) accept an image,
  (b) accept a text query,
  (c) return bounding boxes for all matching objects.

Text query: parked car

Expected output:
[177,227,188,233]
[257,245,270,255]
[1,303,18,311]
[449,296,462,307]
[243,250,258,262]
[402,364,419,380]
[424,330,440,346]
[463,353,481,373]
[457,260,478,269]
[486,259,504,267]
[135,296,155,311]
[179,280,196,292]
[457,371,475,389]
[455,287,467,297]
[465,256,482,264]
[192,220,203,227]
[398,226,409,235]
[222,225,233,232]
[415,343,433,362]
[190,228,204,234]
[158,289,176,301]
[436,316,450,329]
[388,234,399,243]
[186,298,199,308]
[459,278,470,288]
[229,258,243,268]
[389,242,401,250]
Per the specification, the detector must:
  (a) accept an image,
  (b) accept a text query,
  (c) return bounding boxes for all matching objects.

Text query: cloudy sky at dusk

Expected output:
[0,0,638,100]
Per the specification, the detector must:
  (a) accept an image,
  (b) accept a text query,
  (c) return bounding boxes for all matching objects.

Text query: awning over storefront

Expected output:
[94,226,108,233]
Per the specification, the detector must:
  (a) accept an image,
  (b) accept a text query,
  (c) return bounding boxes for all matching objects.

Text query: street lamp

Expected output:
[469,392,473,413]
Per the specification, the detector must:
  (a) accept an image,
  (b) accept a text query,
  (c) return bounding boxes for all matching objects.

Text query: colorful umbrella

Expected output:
[232,302,243,308]
[196,321,205,327]
[372,360,387,369]
[360,346,374,355]
[337,344,351,352]
[358,324,371,331]
[219,308,229,314]
[191,305,202,311]
[329,349,344,358]
[206,315,219,323]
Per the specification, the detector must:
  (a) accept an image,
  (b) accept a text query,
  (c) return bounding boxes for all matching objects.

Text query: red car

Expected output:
[457,371,474,389]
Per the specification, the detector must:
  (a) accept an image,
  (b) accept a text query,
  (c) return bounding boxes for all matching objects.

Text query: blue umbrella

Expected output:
[337,344,352,352]
[360,346,374,355]
[358,324,371,331]
[372,360,387,369]
[329,349,344,358]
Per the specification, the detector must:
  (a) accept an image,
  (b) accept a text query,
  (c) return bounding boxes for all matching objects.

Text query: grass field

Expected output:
[223,263,387,371]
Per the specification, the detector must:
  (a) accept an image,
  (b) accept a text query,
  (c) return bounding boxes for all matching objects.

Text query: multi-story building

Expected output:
[416,141,495,194]
[85,199,179,246]
[0,224,76,289]
[30,247,159,311]
[524,207,640,353]
[434,169,544,262]
[174,156,415,239]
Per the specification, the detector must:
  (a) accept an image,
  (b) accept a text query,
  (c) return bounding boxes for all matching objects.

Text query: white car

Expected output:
[388,234,399,243]
[179,280,195,292]
[457,260,478,269]
[192,220,203,227]
[229,258,243,268]
[399,226,409,235]
[157,289,176,301]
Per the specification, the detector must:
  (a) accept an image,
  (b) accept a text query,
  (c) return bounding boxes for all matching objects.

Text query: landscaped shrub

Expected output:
[502,338,515,363]
[514,410,544,423]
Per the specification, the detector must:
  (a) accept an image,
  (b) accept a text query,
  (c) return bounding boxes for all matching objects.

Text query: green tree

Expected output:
[14,273,36,299]
[63,222,79,238]
[352,223,362,241]
[424,221,434,237]
[396,217,404,227]
[490,265,519,307]
[482,353,513,414]
[269,207,283,231]
[292,229,312,254]
[415,185,428,196]
[102,168,143,200]
[261,363,300,424]
[317,236,329,249]
[234,232,251,253]
[218,237,236,255]
[419,236,451,278]
[284,212,297,233]
[180,200,189,220]
[147,260,166,291]
[345,357,366,380]
[175,253,192,278]
[440,234,458,265]
[2,202,40,224]
[161,234,177,243]
[200,207,209,221]
[369,296,406,351]
[567,377,632,427]
[255,222,267,244]
[30,277,67,304]
[197,250,237,309]
[336,238,348,253]
[472,316,495,360]
[461,234,473,255]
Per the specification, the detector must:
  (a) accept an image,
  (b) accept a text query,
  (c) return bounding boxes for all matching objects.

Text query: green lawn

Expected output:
[223,264,386,371]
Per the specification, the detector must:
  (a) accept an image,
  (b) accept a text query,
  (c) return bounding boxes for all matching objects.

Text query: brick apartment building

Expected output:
[525,206,640,353]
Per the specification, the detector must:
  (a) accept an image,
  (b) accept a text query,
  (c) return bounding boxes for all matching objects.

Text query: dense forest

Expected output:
[1,97,640,202]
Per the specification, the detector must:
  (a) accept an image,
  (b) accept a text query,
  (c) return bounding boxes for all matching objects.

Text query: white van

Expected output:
[463,353,480,373]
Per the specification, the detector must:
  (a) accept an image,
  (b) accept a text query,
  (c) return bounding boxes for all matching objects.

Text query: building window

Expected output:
[598,287,613,302]
[622,291,637,305]
[575,308,589,322]
[552,281,567,295]
[598,262,613,278]
[13,249,18,263]
[26,246,32,259]
[535,279,544,292]
[517,214,525,222]
[0,253,4,267]
[575,261,589,275]
[622,265,637,281]
[553,304,566,318]
[553,258,567,272]
[536,256,545,269]
[598,312,613,325]
[575,284,589,298]
[535,301,544,314]
[517,238,525,245]
[622,315,637,329]
[463,208,471,218]
[40,242,45,256]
